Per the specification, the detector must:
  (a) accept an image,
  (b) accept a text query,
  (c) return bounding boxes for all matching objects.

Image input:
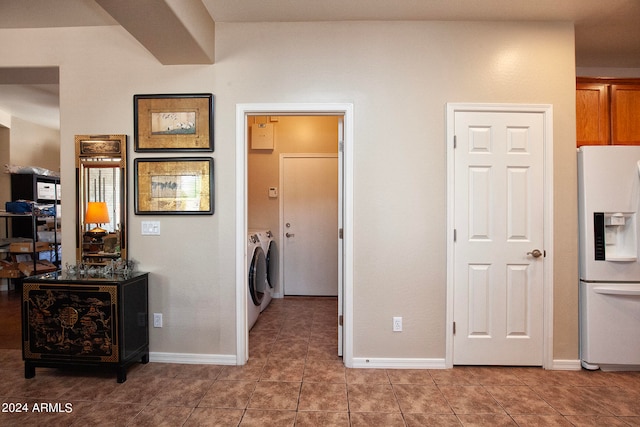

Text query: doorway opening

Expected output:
[0,66,60,349]
[235,103,354,367]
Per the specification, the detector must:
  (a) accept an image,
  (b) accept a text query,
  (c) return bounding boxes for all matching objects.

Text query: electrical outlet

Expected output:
[153,313,163,328]
[393,316,402,332]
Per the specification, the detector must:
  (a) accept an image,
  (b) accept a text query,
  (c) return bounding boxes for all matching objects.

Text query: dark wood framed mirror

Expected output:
[75,135,127,265]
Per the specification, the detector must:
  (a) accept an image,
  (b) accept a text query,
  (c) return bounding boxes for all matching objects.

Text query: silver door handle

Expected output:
[286,233,295,238]
[527,249,543,258]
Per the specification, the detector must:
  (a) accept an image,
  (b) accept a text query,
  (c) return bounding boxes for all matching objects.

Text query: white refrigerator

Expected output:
[578,145,640,371]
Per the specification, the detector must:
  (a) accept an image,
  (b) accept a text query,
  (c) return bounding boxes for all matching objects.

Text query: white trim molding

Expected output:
[551,359,582,371]
[149,352,237,365]
[235,103,355,367]
[352,357,447,369]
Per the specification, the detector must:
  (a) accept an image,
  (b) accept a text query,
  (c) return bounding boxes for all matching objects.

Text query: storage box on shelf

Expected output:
[9,240,50,253]
[18,260,57,276]
[0,260,21,279]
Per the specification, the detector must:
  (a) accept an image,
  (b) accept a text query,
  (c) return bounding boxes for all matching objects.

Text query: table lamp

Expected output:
[85,201,110,237]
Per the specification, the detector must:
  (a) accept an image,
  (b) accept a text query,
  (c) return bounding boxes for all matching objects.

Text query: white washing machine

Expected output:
[247,232,266,330]
[250,229,275,312]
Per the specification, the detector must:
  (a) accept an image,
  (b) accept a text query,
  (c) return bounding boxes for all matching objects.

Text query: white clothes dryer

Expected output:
[250,229,275,312]
[247,232,266,330]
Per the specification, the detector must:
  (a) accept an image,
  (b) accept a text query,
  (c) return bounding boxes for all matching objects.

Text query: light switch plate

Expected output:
[141,221,160,235]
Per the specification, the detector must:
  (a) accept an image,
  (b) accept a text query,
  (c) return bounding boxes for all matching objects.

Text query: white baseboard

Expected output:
[149,352,237,365]
[550,359,584,370]
[352,357,583,370]
[351,357,447,369]
[147,352,583,371]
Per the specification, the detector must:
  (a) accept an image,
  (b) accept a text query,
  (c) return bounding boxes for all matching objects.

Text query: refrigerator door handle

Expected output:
[593,286,640,296]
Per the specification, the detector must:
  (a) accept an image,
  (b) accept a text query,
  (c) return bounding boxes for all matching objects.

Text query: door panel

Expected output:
[282,155,338,296]
[453,111,544,366]
[611,84,640,145]
[576,83,610,146]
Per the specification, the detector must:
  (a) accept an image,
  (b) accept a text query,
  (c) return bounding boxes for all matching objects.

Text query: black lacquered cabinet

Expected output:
[22,271,149,382]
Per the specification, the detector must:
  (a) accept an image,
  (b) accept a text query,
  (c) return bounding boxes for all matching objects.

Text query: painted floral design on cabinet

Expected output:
[23,284,118,362]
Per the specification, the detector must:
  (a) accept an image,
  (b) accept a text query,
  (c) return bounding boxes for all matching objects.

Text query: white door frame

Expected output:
[235,103,354,367]
[445,103,554,369]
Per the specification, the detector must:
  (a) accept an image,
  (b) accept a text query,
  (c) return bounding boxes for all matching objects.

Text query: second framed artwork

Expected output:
[134,93,213,152]
[134,157,214,215]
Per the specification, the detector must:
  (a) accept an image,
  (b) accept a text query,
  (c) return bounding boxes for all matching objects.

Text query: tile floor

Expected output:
[1,292,640,426]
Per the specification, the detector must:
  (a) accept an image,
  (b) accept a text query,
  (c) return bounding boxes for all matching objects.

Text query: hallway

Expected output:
[1,295,640,426]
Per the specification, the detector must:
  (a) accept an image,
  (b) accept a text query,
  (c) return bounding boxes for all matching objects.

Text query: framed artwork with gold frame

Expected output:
[134,157,214,215]
[134,93,213,152]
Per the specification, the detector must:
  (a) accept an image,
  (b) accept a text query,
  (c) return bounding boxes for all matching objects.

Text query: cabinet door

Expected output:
[611,85,640,145]
[23,283,118,361]
[576,83,610,146]
[24,285,72,358]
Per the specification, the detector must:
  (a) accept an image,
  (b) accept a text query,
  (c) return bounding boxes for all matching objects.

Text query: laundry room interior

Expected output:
[247,115,340,304]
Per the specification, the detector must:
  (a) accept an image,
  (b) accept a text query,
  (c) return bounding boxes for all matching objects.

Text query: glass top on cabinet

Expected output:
[25,270,148,283]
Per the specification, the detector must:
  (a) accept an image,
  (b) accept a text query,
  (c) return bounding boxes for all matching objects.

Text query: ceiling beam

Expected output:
[95,0,215,65]
[0,67,59,84]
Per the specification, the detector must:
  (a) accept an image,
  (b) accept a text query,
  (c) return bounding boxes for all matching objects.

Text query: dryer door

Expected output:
[249,247,266,306]
[265,240,275,291]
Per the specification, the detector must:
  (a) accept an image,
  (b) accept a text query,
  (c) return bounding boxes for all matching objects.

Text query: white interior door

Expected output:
[453,109,545,365]
[282,154,338,296]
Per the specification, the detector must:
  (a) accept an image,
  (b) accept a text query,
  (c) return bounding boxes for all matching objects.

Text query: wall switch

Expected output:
[142,221,160,235]
[268,187,278,198]
[153,313,163,328]
[393,316,402,332]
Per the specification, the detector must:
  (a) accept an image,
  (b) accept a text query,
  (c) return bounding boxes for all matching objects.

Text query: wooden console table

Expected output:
[22,270,149,383]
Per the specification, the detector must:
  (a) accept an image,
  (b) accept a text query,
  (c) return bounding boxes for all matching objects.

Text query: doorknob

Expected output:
[286,232,295,238]
[527,249,543,258]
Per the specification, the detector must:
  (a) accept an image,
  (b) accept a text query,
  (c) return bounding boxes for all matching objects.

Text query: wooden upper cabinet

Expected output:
[576,83,610,146]
[611,85,640,145]
[577,78,640,147]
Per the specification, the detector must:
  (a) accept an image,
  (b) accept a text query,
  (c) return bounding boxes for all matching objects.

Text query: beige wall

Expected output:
[0,20,578,361]
[8,117,60,173]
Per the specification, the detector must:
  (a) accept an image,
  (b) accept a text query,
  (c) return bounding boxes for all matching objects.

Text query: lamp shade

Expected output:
[85,201,110,224]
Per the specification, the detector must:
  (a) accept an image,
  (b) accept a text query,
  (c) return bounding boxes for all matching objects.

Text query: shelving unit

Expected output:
[0,213,58,285]
[10,173,61,240]
[0,174,61,288]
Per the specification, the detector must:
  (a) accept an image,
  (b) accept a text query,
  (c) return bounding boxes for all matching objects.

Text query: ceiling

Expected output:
[1,0,639,129]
